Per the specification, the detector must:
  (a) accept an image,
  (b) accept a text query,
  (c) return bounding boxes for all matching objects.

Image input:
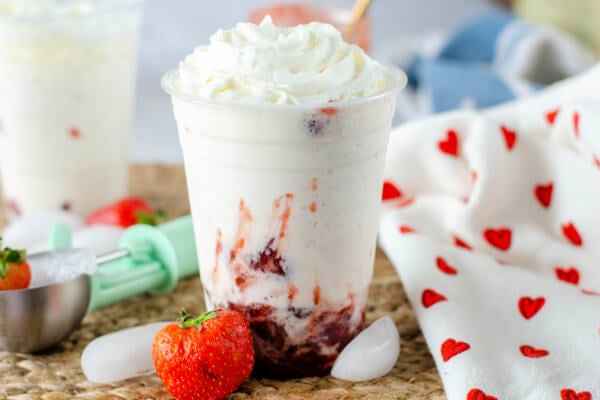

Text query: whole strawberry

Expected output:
[86,196,164,228]
[0,239,30,291]
[152,309,254,400]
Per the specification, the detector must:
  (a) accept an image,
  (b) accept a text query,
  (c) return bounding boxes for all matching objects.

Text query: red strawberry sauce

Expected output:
[207,193,367,378]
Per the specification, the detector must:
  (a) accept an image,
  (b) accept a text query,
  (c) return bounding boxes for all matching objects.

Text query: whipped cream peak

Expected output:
[173,16,400,105]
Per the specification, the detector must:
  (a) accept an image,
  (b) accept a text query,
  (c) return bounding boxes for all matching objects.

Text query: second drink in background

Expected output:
[0,0,143,218]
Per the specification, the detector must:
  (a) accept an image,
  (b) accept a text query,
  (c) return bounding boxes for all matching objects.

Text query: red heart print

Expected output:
[534,183,553,208]
[546,108,560,125]
[422,289,447,308]
[555,267,580,285]
[438,129,459,157]
[471,170,478,183]
[573,111,580,138]
[500,125,517,150]
[562,222,583,246]
[382,181,402,201]
[467,389,498,400]
[520,345,549,358]
[399,225,416,234]
[441,338,470,362]
[561,389,592,400]
[594,155,600,170]
[453,235,472,250]
[436,256,458,275]
[518,296,545,319]
[483,228,512,251]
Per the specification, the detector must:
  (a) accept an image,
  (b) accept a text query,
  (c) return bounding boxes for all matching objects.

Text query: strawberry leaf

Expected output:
[4,249,24,263]
[177,309,219,330]
[0,261,6,280]
[136,209,166,226]
[0,237,26,279]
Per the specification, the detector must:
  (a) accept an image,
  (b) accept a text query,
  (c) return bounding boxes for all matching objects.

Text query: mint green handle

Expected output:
[87,253,165,312]
[156,215,199,279]
[48,223,72,250]
[87,215,199,312]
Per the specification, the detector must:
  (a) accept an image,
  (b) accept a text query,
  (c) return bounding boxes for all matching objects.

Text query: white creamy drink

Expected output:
[0,0,142,218]
[163,17,405,377]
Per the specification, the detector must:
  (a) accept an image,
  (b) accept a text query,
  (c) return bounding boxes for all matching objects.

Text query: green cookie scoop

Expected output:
[0,215,200,353]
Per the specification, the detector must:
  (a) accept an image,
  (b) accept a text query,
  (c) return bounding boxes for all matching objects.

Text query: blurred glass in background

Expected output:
[0,0,143,219]
[249,2,371,52]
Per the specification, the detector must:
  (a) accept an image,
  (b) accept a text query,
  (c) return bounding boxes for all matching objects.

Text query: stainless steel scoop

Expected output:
[0,216,198,353]
[0,273,91,353]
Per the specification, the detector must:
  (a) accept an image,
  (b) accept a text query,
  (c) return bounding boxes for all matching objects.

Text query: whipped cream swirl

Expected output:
[174,16,397,105]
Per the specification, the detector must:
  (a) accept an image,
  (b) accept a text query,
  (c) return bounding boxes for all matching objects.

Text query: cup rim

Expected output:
[161,63,407,111]
[0,0,144,21]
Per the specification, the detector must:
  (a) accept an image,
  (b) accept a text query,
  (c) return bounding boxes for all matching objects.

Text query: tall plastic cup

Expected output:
[163,67,405,378]
[0,0,144,218]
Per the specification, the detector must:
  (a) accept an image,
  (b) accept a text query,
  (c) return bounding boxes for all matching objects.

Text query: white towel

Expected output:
[379,64,600,399]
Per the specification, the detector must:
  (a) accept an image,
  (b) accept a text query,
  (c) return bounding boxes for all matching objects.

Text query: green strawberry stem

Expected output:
[0,260,7,279]
[136,209,166,226]
[0,237,26,279]
[177,309,219,330]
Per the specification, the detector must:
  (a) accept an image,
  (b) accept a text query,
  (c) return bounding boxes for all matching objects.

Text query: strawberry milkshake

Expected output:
[0,0,143,218]
[163,17,405,377]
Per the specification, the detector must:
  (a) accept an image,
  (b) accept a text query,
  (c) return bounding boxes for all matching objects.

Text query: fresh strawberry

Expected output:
[86,196,164,228]
[0,239,31,290]
[153,309,254,400]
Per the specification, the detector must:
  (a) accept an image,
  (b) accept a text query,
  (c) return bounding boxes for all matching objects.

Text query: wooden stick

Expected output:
[348,0,373,29]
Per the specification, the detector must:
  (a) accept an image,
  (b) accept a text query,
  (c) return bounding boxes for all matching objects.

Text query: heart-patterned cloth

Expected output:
[379,65,600,399]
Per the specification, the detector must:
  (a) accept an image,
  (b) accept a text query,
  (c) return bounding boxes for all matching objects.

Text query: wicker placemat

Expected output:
[0,165,445,400]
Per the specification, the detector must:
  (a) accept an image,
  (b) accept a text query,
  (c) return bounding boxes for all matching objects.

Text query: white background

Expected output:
[132,0,495,163]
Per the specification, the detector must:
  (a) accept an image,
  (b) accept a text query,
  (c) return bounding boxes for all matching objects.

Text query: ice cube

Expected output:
[72,225,123,256]
[81,322,170,383]
[27,248,97,288]
[3,211,83,251]
[330,316,400,381]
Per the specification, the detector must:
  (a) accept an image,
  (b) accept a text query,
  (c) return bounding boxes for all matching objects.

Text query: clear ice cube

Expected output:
[27,248,97,288]
[81,322,170,383]
[72,225,123,256]
[3,211,83,251]
[331,316,401,382]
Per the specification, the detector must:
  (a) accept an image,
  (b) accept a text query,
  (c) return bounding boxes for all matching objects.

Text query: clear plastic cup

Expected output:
[0,0,144,218]
[163,67,405,378]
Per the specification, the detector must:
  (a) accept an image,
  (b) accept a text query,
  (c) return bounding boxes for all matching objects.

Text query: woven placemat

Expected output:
[0,165,445,400]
